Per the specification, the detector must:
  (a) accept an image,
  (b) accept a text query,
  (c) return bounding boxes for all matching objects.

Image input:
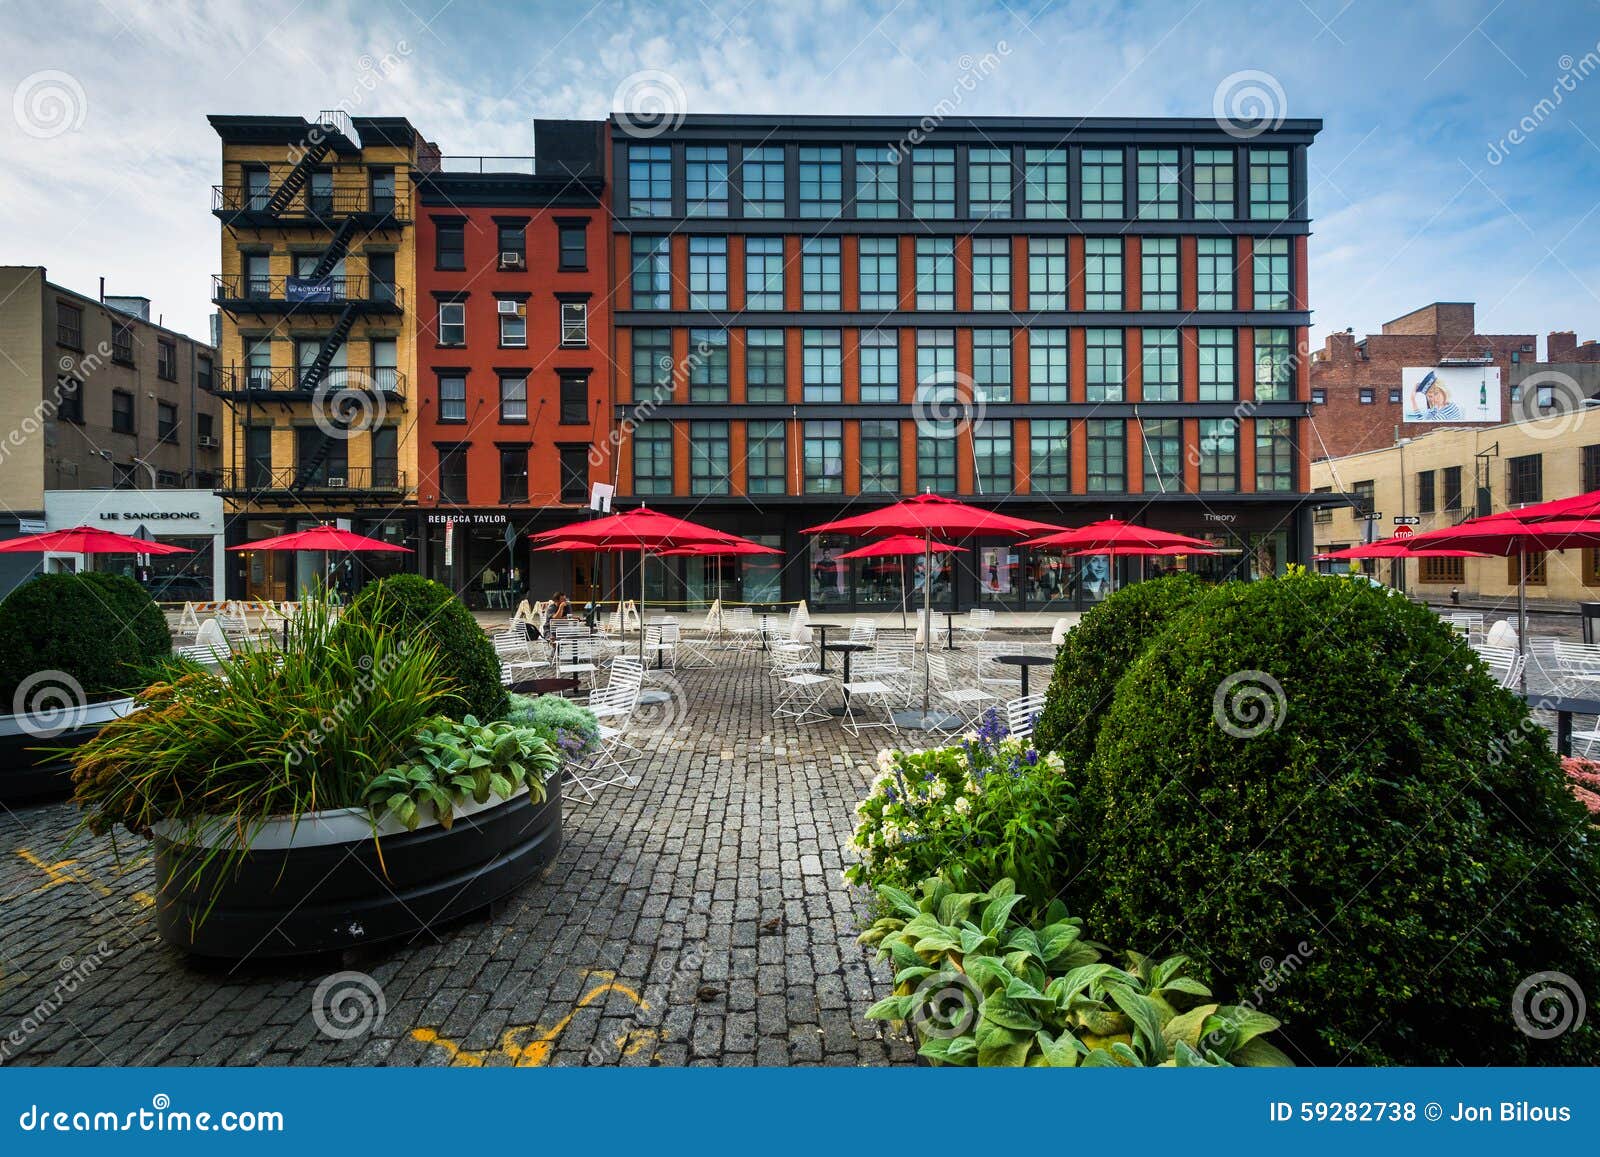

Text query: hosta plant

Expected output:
[366,714,560,831]
[861,876,1293,1068]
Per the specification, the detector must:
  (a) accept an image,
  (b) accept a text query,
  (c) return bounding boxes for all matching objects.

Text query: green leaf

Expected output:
[1110,986,1169,1064]
[1035,1028,1084,1067]
[980,996,1042,1033]
[980,891,1023,938]
[1230,1036,1295,1067]
[864,995,912,1021]
[1162,1003,1220,1050]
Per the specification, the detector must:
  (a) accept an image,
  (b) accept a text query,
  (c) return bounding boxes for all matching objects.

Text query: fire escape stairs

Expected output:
[308,217,360,282]
[298,305,358,394]
[265,137,335,216]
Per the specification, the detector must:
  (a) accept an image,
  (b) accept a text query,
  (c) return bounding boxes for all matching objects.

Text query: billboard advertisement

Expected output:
[1401,364,1501,423]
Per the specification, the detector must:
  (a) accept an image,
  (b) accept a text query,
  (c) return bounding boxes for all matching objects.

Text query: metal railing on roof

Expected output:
[436,155,537,175]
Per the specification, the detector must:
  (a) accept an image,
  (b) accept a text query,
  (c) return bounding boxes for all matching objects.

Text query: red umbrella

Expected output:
[656,541,783,557]
[1021,518,1213,552]
[228,526,412,553]
[1315,538,1487,560]
[1486,488,1600,522]
[836,536,969,628]
[0,525,192,555]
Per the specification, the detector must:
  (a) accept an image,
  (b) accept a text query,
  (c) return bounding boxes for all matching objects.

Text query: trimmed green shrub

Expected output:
[1033,574,1208,767]
[1078,571,1600,1066]
[0,573,171,706]
[340,575,507,722]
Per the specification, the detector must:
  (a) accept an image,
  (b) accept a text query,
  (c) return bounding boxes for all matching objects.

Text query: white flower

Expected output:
[953,796,971,815]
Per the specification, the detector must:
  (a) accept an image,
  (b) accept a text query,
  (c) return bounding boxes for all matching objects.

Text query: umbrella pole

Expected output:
[1519,549,1528,691]
[899,557,907,630]
[922,532,933,718]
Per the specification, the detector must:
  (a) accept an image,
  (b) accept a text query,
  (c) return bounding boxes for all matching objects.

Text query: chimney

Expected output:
[1548,331,1578,361]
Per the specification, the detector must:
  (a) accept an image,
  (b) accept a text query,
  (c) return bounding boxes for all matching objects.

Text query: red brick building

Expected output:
[414,121,612,606]
[1307,302,1535,460]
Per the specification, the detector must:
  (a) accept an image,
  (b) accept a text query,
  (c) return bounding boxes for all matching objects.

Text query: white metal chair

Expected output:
[1472,644,1524,690]
[555,632,598,689]
[1004,691,1047,741]
[955,607,996,645]
[848,617,877,646]
[566,661,644,801]
[772,641,831,725]
[927,652,999,727]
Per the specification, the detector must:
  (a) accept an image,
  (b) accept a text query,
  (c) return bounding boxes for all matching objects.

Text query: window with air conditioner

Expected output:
[498,300,526,348]
[560,301,588,347]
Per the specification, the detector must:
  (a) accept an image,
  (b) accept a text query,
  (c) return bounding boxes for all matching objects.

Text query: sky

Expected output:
[1,0,1598,350]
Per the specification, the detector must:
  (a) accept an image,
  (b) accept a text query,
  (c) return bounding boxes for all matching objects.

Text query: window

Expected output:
[1084,238,1123,309]
[498,300,526,347]
[1312,486,1333,524]
[111,389,135,433]
[500,448,529,503]
[1194,148,1235,219]
[1023,147,1068,218]
[800,237,841,310]
[435,221,465,270]
[1584,444,1600,492]
[437,374,466,422]
[915,329,956,406]
[744,236,784,310]
[197,355,213,394]
[154,338,177,381]
[1312,388,1327,404]
[1256,418,1294,491]
[156,401,178,443]
[558,221,588,270]
[687,236,727,310]
[245,426,273,487]
[803,420,844,493]
[1141,237,1178,310]
[859,329,899,403]
[57,375,83,423]
[916,424,957,493]
[438,301,466,346]
[742,146,785,217]
[632,329,672,401]
[1508,453,1543,505]
[560,373,589,424]
[243,166,270,211]
[244,337,271,389]
[630,236,670,310]
[910,147,956,218]
[1196,238,1234,309]
[373,425,398,489]
[297,427,347,488]
[972,237,1012,310]
[1249,148,1290,220]
[1254,328,1293,401]
[915,237,954,309]
[1142,328,1181,402]
[854,146,899,218]
[689,420,731,495]
[499,374,527,422]
[747,419,787,494]
[112,325,134,365]
[1029,419,1071,492]
[1027,237,1068,309]
[1510,383,1522,403]
[973,329,1012,402]
[1389,388,1402,403]
[860,420,900,493]
[746,328,786,402]
[1359,387,1375,404]
[1421,556,1466,585]
[1086,419,1125,491]
[628,144,672,216]
[1085,328,1124,402]
[1416,469,1437,513]
[798,146,842,217]
[1254,237,1291,309]
[1141,419,1183,493]
[436,445,469,503]
[56,301,82,349]
[1030,328,1070,402]
[369,168,396,215]
[497,222,526,267]
[1198,328,1236,401]
[973,421,1012,494]
[308,170,333,214]
[1199,418,1239,491]
[802,329,842,401]
[969,147,1012,217]
[1081,148,1124,218]
[685,146,728,216]
[632,421,673,496]
[858,237,899,310]
[688,328,730,401]
[1434,466,1462,513]
[1137,148,1179,219]
[1513,552,1547,586]
[559,446,589,503]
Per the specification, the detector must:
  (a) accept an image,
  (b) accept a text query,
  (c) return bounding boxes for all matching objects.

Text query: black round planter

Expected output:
[0,698,138,808]
[151,778,562,959]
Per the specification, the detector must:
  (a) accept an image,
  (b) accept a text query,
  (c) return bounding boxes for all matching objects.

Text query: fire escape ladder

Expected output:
[298,305,358,393]
[308,217,360,281]
[266,138,335,216]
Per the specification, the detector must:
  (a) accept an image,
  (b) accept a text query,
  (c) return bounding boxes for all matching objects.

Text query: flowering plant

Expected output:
[1562,756,1600,817]
[845,709,1078,911]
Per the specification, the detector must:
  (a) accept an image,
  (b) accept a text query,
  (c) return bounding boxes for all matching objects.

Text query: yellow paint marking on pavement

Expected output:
[410,976,650,1066]
[15,848,152,909]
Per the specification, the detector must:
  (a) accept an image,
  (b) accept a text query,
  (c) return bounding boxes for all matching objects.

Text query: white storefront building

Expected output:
[42,489,226,601]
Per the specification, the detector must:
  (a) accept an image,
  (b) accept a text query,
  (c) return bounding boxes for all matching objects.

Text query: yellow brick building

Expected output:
[209,112,429,600]
[1312,407,1600,602]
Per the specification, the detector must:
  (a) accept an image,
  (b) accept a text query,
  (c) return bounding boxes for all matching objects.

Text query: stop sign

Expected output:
[1393,524,1415,538]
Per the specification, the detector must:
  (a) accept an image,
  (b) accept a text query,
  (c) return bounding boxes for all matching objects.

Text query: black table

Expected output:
[809,622,845,671]
[991,653,1055,697]
[1522,691,1600,756]
[942,611,959,650]
[824,641,873,714]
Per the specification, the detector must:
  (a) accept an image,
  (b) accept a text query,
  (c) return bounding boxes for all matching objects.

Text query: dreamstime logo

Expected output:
[1213,70,1287,139]
[912,372,983,440]
[13,670,88,737]
[1487,43,1600,165]
[1509,370,1589,442]
[311,377,387,441]
[908,970,983,1040]
[1511,971,1586,1039]
[1212,670,1286,738]
[311,971,386,1040]
[13,70,87,139]
[613,70,688,139]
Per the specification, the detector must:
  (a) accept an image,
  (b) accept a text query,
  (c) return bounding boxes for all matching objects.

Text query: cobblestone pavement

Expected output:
[0,647,936,1066]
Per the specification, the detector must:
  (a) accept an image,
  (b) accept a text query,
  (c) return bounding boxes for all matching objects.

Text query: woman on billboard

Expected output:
[1412,370,1464,421]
